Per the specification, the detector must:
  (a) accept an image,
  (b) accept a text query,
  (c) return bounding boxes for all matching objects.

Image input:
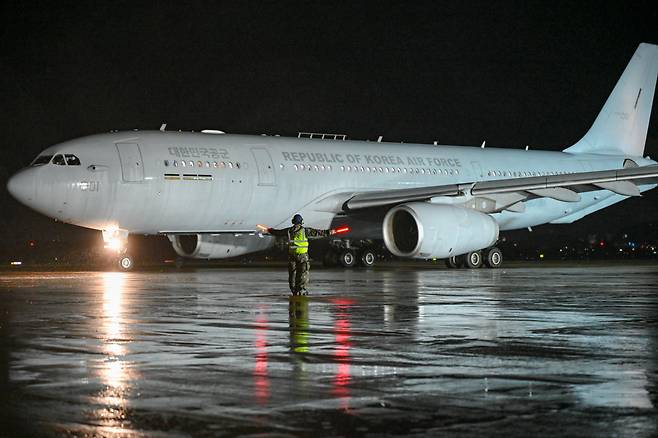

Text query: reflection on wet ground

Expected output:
[0,265,657,436]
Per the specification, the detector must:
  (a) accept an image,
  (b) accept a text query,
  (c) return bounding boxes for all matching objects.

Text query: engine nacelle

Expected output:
[168,234,274,259]
[382,203,499,259]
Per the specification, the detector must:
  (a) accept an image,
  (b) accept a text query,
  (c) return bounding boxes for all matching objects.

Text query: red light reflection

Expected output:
[253,311,269,405]
[332,299,354,410]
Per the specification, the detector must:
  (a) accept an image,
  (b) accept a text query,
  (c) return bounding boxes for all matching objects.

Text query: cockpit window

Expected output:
[31,155,53,166]
[52,154,66,165]
[65,154,81,165]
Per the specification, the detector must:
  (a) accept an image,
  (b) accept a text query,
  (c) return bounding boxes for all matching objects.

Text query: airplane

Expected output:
[7,43,658,271]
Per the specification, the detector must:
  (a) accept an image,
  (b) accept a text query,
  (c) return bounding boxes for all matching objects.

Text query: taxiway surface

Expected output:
[1,265,657,437]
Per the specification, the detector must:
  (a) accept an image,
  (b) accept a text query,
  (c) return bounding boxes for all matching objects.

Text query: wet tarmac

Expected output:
[1,265,657,437]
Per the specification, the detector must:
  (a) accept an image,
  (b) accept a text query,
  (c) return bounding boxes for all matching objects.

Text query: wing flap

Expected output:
[593,181,641,196]
[345,165,658,210]
[526,187,581,202]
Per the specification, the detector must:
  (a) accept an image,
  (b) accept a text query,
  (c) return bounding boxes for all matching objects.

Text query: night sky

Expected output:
[1,1,657,256]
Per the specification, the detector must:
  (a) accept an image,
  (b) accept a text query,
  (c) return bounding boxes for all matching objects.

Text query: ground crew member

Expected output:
[268,214,335,295]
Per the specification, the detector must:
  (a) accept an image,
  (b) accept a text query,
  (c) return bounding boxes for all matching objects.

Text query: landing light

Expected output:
[10,261,22,266]
[104,237,124,252]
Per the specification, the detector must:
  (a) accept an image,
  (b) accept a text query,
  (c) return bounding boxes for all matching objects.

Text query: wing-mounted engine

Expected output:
[168,234,274,259]
[382,203,498,259]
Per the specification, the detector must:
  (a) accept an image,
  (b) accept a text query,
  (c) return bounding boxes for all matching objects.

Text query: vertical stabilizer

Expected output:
[565,43,658,156]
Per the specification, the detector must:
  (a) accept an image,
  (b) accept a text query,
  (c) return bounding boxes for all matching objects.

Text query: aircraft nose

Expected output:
[6,169,36,206]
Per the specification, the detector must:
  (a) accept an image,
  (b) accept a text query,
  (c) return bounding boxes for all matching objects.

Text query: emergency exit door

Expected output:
[116,143,144,182]
[251,148,276,186]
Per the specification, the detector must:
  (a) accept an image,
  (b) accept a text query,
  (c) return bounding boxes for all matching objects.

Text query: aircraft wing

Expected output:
[345,165,658,211]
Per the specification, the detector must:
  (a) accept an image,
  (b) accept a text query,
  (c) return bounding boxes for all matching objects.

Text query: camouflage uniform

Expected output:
[269,224,331,294]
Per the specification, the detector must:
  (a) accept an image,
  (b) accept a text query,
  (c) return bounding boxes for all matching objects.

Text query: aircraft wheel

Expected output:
[445,256,459,269]
[338,250,357,268]
[360,250,376,268]
[118,254,134,271]
[465,251,483,269]
[485,247,503,268]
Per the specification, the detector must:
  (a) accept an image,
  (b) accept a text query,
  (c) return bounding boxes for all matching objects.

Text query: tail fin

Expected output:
[564,43,658,156]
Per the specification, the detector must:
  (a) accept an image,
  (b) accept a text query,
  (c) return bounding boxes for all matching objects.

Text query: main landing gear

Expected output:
[323,240,378,268]
[445,247,503,269]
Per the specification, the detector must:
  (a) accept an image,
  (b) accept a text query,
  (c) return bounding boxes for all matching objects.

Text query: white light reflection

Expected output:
[95,272,135,428]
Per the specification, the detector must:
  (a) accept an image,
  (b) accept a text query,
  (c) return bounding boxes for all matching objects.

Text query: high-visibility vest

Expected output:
[289,227,308,254]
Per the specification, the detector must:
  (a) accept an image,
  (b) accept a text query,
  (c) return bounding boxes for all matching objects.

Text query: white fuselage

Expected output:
[8,131,656,237]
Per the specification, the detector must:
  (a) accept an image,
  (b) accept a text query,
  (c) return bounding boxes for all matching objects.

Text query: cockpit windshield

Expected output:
[31,155,53,166]
[30,153,81,167]
[65,154,81,165]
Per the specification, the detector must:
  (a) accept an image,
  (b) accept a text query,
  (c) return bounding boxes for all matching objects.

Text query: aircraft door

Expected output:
[116,143,144,182]
[251,148,276,186]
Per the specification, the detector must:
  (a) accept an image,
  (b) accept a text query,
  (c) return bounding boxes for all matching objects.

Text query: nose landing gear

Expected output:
[117,254,135,271]
[102,228,134,271]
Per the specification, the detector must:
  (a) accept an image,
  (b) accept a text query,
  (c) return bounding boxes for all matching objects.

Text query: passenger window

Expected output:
[64,154,81,165]
[52,154,66,166]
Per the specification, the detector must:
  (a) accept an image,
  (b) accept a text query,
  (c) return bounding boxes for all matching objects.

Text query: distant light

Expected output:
[10,261,22,266]
[539,254,545,259]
